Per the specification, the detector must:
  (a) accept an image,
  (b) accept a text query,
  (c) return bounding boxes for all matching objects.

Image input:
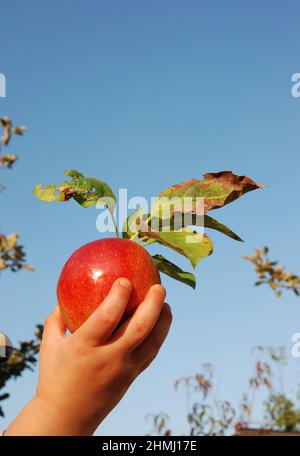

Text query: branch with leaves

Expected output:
[0,233,33,272]
[0,118,32,273]
[0,325,43,417]
[244,247,300,297]
[0,116,26,170]
[265,394,300,432]
[147,246,300,436]
[147,345,300,436]
[0,116,38,419]
[148,363,236,436]
[33,169,264,289]
[0,116,31,273]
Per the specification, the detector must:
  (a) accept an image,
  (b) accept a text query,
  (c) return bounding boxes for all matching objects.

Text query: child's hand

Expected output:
[6,279,172,435]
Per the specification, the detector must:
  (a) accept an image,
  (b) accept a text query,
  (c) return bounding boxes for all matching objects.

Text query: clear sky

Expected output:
[1,0,300,435]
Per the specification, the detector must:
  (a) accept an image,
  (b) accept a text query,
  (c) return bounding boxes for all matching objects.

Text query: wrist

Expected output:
[6,394,97,436]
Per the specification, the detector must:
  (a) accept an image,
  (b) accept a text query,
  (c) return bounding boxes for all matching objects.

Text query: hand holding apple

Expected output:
[6,279,171,435]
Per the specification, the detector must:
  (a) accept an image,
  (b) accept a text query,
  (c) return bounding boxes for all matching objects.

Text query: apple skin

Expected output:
[57,238,161,332]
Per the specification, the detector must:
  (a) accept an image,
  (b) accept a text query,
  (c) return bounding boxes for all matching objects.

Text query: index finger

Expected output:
[111,284,166,353]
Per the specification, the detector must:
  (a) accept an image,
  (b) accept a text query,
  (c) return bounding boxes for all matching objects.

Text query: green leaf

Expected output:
[204,215,243,242]
[157,171,264,217]
[141,211,242,243]
[33,170,116,209]
[64,169,84,179]
[152,254,196,289]
[160,212,243,242]
[140,224,213,268]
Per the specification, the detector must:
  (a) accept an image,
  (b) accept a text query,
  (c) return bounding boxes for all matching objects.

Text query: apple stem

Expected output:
[130,213,152,242]
[109,208,120,238]
[130,231,139,242]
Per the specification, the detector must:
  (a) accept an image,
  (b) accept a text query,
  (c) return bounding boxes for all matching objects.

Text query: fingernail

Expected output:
[152,284,166,295]
[118,278,132,289]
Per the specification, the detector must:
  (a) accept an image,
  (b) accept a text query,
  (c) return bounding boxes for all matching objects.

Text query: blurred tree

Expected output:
[0,116,42,418]
[147,345,300,435]
[244,246,300,298]
[0,326,42,417]
[0,233,33,272]
[0,117,26,168]
[265,393,300,432]
[147,248,300,436]
[0,116,31,272]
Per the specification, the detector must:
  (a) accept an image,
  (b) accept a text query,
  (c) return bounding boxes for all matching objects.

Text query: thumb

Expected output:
[43,305,66,343]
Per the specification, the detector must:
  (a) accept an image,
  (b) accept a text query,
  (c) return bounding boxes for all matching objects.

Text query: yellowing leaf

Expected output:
[158,171,264,216]
[33,170,116,209]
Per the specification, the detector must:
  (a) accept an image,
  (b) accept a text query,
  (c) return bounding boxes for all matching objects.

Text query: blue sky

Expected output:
[1,0,300,435]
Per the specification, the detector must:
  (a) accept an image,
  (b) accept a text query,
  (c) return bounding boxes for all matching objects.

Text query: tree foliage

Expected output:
[147,249,300,436]
[244,246,300,297]
[0,116,26,170]
[0,326,43,417]
[0,116,31,272]
[0,116,40,418]
[0,233,33,272]
[147,344,300,435]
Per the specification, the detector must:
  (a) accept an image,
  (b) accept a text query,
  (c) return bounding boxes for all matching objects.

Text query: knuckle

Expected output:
[152,285,166,301]
[135,318,149,336]
[97,310,115,327]
[117,285,131,298]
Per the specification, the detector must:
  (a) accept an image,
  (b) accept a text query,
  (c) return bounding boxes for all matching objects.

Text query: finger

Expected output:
[112,284,166,353]
[76,278,132,345]
[132,303,172,372]
[43,305,66,344]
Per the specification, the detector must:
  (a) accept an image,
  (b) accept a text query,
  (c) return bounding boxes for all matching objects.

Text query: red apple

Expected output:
[57,238,161,332]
